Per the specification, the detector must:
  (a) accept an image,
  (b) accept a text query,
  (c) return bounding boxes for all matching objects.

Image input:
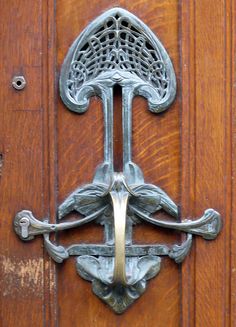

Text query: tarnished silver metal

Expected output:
[13,7,222,314]
[12,75,26,90]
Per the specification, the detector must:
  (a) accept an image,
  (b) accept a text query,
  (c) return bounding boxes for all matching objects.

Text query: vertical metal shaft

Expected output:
[122,87,134,167]
[102,87,114,167]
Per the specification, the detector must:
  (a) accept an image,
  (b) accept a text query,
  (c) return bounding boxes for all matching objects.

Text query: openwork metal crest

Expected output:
[14,8,222,314]
[65,13,171,103]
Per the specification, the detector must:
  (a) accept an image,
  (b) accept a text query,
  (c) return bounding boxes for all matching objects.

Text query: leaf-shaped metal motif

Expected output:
[76,255,161,314]
[130,183,179,218]
[169,234,192,263]
[60,7,176,114]
[43,234,69,263]
[58,183,108,219]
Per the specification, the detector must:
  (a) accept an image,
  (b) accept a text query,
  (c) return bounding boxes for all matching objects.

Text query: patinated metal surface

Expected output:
[13,7,222,314]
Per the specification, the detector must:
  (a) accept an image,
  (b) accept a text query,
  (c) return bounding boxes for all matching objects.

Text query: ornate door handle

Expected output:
[13,7,222,314]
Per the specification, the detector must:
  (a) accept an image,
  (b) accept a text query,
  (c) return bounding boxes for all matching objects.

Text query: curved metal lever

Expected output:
[14,206,107,240]
[13,7,222,314]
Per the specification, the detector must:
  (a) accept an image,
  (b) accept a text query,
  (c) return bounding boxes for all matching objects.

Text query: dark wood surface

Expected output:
[0,0,234,326]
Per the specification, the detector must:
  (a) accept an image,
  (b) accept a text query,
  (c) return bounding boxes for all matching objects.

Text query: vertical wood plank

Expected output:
[231,0,236,326]
[193,1,231,326]
[0,1,45,326]
[181,1,233,326]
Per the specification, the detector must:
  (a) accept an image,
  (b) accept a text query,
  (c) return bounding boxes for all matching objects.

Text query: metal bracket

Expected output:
[13,7,222,314]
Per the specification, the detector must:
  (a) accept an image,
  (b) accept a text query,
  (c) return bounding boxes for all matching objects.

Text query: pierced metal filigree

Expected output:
[65,14,171,102]
[13,7,222,314]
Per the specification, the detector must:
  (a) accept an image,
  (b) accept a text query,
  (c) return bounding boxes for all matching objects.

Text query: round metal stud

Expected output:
[12,75,26,90]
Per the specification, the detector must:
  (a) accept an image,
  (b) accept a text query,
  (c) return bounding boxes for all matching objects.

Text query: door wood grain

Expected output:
[0,1,234,326]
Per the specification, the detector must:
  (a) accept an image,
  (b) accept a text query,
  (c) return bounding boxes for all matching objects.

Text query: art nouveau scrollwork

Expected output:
[14,8,222,314]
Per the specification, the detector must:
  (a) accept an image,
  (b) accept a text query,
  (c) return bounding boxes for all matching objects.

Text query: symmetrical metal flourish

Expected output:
[13,7,222,314]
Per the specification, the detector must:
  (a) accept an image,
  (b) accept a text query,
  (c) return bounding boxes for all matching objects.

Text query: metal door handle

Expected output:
[13,7,222,314]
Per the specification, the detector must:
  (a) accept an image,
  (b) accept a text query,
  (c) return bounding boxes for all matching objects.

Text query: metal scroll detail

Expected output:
[13,8,222,314]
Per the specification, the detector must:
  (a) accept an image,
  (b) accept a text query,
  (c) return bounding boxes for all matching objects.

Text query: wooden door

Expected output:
[0,1,234,326]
